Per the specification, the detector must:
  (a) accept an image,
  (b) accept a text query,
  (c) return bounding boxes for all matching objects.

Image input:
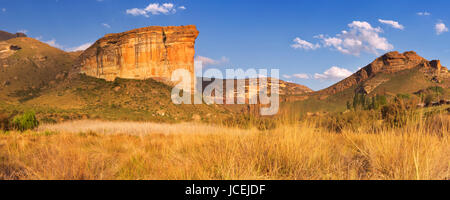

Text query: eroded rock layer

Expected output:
[78,25,199,81]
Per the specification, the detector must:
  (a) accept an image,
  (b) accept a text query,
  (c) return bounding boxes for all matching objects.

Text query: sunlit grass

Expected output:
[0,118,448,180]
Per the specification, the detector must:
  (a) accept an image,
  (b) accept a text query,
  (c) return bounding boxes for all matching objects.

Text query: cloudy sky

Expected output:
[0,0,449,90]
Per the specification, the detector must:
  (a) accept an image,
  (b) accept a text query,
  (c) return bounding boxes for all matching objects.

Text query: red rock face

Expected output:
[78,25,199,81]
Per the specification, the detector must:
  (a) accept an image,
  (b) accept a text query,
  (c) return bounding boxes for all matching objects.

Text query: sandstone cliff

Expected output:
[78,25,199,82]
[317,51,448,96]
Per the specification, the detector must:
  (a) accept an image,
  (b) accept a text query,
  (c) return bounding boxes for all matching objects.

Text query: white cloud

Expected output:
[102,23,111,28]
[44,39,64,49]
[378,19,404,30]
[317,21,393,56]
[314,66,353,80]
[126,3,185,18]
[195,56,230,66]
[417,12,431,16]
[1,8,6,12]
[435,22,448,35]
[293,73,310,79]
[67,42,93,52]
[283,73,310,79]
[291,37,320,50]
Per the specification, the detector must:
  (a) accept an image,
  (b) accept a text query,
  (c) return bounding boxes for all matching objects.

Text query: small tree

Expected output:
[424,94,434,106]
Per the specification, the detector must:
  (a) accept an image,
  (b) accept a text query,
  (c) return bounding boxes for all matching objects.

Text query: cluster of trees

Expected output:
[347,94,387,111]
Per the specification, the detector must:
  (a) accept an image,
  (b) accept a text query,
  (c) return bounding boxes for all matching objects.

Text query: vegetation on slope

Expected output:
[0,37,75,102]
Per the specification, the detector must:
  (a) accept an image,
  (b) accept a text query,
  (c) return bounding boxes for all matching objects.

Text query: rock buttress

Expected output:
[78,25,199,82]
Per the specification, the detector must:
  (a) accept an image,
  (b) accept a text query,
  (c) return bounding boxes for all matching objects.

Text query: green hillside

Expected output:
[0,37,75,102]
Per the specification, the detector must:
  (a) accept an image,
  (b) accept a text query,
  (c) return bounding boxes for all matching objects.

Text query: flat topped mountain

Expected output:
[317,51,448,96]
[78,25,199,82]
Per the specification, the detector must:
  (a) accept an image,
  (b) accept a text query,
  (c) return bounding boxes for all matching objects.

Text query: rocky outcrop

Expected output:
[0,30,27,42]
[318,51,448,96]
[78,25,199,82]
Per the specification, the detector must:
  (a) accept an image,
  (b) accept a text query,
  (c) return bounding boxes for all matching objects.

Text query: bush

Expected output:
[256,118,277,131]
[424,94,435,106]
[321,110,381,133]
[428,86,444,94]
[11,111,39,131]
[381,97,418,128]
[0,113,10,131]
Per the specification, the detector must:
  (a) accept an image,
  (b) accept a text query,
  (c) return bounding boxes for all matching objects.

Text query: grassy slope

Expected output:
[0,37,75,102]
[0,38,238,123]
[19,74,235,123]
[281,67,448,114]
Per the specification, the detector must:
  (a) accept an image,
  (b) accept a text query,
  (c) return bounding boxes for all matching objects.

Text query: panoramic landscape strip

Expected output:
[0,0,448,187]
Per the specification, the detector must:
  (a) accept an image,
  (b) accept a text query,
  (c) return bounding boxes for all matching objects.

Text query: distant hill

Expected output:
[0,30,27,41]
[0,37,75,102]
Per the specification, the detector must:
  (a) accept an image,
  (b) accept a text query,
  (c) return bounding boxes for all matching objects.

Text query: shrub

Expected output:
[424,94,435,106]
[11,111,39,132]
[222,115,277,130]
[351,94,387,111]
[381,97,418,128]
[0,113,10,131]
[321,110,381,133]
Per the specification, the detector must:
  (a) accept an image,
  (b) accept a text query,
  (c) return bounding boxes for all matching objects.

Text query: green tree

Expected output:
[11,111,39,132]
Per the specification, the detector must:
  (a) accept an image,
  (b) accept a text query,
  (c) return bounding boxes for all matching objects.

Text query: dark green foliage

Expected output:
[222,115,277,131]
[11,111,39,131]
[350,93,387,111]
[428,86,444,95]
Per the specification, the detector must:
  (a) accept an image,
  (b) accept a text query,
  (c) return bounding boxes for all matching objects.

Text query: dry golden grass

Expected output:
[38,120,252,135]
[0,119,448,180]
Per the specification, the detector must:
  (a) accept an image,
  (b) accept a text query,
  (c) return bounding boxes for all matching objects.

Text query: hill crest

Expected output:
[0,30,27,42]
[317,51,448,96]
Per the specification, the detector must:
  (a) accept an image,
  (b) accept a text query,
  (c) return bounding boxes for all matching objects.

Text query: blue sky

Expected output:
[0,0,449,90]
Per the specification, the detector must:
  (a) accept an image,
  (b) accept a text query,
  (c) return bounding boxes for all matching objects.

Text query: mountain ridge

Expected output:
[314,51,448,98]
